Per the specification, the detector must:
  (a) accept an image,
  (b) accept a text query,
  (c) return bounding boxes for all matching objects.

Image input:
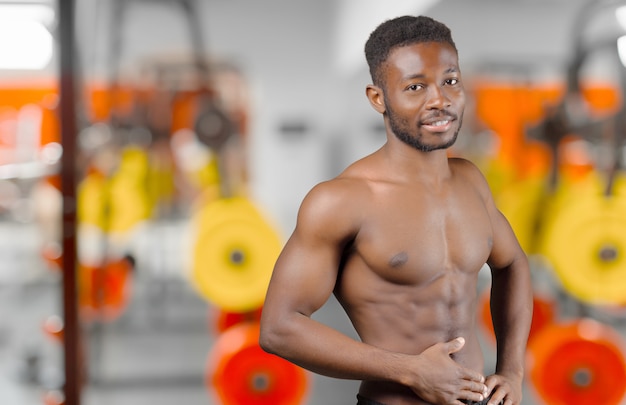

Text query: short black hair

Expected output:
[364,15,457,86]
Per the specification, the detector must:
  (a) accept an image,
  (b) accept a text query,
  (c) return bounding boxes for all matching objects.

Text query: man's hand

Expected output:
[410,337,489,405]
[483,372,523,405]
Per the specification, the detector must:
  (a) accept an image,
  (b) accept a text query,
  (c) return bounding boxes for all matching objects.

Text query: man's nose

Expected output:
[425,86,451,109]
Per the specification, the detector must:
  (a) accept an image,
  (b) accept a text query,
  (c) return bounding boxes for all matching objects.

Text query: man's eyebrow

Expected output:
[401,73,425,81]
[401,67,459,81]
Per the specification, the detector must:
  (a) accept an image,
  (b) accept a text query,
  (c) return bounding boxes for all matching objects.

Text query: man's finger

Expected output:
[461,379,488,395]
[446,337,465,355]
[462,367,486,384]
[484,374,499,393]
[486,387,506,405]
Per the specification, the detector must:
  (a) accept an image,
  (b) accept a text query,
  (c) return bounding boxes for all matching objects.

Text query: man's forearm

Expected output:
[260,311,409,383]
[490,259,533,377]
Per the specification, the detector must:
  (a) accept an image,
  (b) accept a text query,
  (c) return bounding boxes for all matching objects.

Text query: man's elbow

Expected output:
[259,319,285,355]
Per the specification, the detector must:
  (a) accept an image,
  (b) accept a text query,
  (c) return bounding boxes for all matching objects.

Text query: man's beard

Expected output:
[386,103,462,152]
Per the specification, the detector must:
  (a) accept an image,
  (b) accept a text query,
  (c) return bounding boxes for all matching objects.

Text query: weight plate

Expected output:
[207,322,309,405]
[495,176,547,254]
[213,306,264,334]
[192,198,282,312]
[539,192,626,304]
[527,319,626,405]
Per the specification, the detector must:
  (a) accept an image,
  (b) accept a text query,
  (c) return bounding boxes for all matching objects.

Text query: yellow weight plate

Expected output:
[107,179,152,233]
[548,171,626,217]
[185,196,264,281]
[192,212,282,312]
[108,147,153,233]
[116,146,150,178]
[192,196,266,238]
[539,170,626,255]
[495,175,548,254]
[540,193,626,305]
[77,172,108,229]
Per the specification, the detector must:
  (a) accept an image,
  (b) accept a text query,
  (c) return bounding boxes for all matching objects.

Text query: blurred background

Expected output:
[2,0,626,404]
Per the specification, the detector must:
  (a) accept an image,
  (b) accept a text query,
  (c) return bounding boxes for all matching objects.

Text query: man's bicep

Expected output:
[487,209,526,271]
[263,180,358,318]
[265,231,342,317]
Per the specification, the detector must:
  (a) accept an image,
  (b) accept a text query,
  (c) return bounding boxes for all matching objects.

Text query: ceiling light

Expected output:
[0,3,55,70]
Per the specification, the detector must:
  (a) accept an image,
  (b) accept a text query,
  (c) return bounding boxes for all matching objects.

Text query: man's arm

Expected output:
[485,195,533,405]
[259,180,490,405]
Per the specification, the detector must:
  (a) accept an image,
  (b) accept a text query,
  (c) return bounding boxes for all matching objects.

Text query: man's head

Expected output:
[365,16,457,87]
[364,16,464,153]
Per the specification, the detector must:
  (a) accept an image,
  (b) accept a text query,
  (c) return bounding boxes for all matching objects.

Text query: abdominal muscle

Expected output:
[336,264,485,404]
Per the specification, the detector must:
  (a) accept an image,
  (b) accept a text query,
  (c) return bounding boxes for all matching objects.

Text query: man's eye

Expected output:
[407,84,422,91]
[446,78,459,85]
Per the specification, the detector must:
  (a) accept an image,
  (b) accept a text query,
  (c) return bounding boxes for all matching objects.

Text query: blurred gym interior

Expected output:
[2,0,626,404]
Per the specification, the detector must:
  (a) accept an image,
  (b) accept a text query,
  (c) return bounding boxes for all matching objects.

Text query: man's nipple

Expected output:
[389,252,408,268]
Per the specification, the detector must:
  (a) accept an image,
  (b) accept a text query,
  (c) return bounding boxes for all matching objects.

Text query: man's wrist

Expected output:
[495,366,524,381]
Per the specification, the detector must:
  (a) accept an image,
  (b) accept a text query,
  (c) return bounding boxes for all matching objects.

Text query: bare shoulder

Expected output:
[449,157,492,201]
[296,170,370,244]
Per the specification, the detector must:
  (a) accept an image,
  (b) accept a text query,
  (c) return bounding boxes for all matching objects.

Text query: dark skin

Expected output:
[259,41,533,405]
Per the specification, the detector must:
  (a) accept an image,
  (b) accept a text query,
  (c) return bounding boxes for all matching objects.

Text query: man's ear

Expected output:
[366,84,386,114]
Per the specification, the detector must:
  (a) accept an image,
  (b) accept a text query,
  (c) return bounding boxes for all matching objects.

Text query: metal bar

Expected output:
[179,0,211,88]
[58,0,82,403]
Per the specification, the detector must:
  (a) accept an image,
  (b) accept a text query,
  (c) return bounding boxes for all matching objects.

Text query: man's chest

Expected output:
[350,191,493,284]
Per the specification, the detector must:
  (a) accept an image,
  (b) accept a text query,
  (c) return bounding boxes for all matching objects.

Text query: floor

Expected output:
[0,218,623,405]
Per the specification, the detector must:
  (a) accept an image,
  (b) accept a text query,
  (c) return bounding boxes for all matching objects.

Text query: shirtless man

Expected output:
[259,15,533,405]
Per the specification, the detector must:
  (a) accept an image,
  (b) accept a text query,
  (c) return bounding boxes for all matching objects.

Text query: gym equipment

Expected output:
[207,322,309,405]
[78,256,134,322]
[77,170,108,230]
[106,146,153,234]
[527,318,626,405]
[527,0,626,303]
[538,187,626,305]
[194,101,235,151]
[494,175,548,254]
[214,306,263,334]
[191,197,282,312]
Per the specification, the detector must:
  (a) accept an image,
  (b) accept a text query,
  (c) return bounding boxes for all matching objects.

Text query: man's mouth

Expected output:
[421,118,453,132]
[427,120,449,126]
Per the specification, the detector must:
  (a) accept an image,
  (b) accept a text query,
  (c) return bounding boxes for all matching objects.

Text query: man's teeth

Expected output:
[430,120,448,126]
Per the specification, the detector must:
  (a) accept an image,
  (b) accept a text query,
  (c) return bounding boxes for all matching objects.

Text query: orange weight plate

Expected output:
[79,256,133,322]
[207,322,309,405]
[527,319,626,405]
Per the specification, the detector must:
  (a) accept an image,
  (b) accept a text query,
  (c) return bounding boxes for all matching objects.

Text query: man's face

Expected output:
[380,42,465,152]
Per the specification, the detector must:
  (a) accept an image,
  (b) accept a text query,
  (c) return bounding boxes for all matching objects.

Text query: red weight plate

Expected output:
[208,322,309,405]
[214,307,263,334]
[79,256,133,322]
[527,319,626,405]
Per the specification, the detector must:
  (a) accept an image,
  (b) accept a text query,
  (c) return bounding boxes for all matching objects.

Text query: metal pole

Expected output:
[58,0,82,403]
